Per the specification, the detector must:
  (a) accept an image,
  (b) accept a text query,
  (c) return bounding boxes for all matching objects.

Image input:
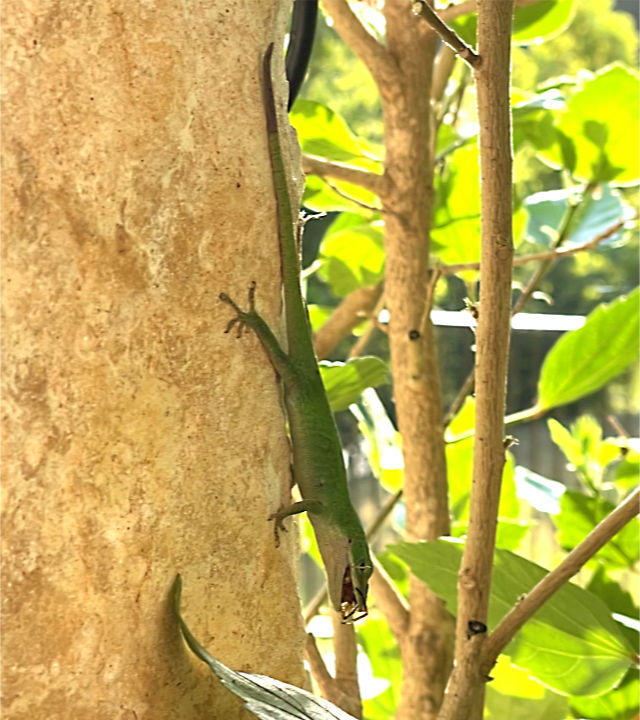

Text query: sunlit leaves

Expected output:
[390,540,635,696]
[538,65,640,184]
[537,288,640,410]
[320,357,389,413]
[451,0,575,47]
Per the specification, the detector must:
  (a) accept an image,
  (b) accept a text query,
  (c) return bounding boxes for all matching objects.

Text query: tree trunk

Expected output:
[2,2,304,718]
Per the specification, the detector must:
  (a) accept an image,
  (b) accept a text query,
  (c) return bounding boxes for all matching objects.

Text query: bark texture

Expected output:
[2,2,304,718]
[438,2,514,718]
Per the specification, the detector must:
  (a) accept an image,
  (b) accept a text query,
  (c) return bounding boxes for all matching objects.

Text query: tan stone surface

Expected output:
[2,2,304,718]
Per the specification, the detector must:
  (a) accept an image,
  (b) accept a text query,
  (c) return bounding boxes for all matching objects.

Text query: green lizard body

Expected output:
[219,44,373,622]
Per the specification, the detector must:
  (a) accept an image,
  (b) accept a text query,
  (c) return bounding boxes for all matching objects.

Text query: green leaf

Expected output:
[290,99,381,169]
[432,145,527,270]
[523,184,626,249]
[389,540,635,696]
[290,100,382,213]
[511,0,575,44]
[173,575,358,720]
[318,221,385,296]
[570,668,639,720]
[302,173,379,213]
[548,417,584,465]
[485,655,569,720]
[320,357,389,413]
[358,617,402,719]
[587,565,639,625]
[537,288,640,411]
[554,491,639,569]
[615,453,640,492]
[432,145,481,267]
[451,0,575,47]
[513,91,564,153]
[352,388,404,493]
[540,65,640,184]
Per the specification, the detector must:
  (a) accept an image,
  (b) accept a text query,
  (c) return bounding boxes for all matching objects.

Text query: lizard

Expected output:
[219,43,373,623]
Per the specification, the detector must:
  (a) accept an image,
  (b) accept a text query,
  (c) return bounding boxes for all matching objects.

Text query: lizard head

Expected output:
[341,537,373,622]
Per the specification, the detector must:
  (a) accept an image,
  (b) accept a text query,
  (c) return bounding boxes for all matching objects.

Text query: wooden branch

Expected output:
[432,45,457,103]
[320,0,398,88]
[302,155,388,197]
[304,632,361,717]
[438,2,515,718]
[314,285,383,360]
[371,553,410,639]
[481,488,640,673]
[331,614,362,719]
[348,288,386,359]
[412,1,480,67]
[441,215,634,426]
[325,179,383,213]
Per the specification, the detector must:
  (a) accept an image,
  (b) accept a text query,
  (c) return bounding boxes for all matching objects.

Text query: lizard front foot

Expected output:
[219,281,258,337]
[267,506,289,548]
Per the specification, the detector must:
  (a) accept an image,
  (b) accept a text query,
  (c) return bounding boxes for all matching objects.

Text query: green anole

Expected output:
[219,44,373,623]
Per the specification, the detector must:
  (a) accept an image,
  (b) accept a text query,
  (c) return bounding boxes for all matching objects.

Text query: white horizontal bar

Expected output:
[430,310,586,332]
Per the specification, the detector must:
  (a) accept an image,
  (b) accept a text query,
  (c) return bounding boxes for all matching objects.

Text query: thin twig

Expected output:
[370,553,410,639]
[412,1,480,67]
[439,217,629,276]
[314,284,383,360]
[480,488,640,673]
[348,288,386,359]
[432,45,457,103]
[441,213,631,427]
[302,155,387,197]
[325,179,383,213]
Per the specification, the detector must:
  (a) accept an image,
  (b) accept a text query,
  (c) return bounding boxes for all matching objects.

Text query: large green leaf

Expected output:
[554,491,639,569]
[539,65,640,184]
[173,575,357,720]
[523,184,626,248]
[432,144,527,270]
[320,357,389,413]
[318,221,385,296]
[485,655,568,720]
[513,90,565,153]
[291,100,383,212]
[302,173,380,213]
[351,388,404,493]
[570,669,639,720]
[290,99,381,169]
[536,287,640,411]
[389,540,635,696]
[451,0,575,47]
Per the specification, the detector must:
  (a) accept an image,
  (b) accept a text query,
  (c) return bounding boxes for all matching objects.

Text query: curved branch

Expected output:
[314,284,383,360]
[481,488,640,673]
[321,0,398,88]
[303,155,388,198]
[371,553,410,639]
[439,217,630,276]
[412,1,480,67]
